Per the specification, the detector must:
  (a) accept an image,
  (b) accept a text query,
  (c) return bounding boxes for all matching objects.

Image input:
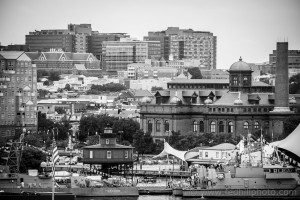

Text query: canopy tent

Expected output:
[277,123,300,158]
[152,141,187,161]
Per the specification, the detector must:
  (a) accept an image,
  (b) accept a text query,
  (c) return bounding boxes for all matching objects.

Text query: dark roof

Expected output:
[169,79,228,84]
[83,144,134,149]
[155,90,170,97]
[252,82,272,87]
[182,91,198,97]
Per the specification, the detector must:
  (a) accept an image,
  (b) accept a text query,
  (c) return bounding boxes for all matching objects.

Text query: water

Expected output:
[76,195,181,200]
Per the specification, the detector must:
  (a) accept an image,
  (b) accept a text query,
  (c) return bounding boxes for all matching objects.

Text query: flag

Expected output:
[52,135,59,165]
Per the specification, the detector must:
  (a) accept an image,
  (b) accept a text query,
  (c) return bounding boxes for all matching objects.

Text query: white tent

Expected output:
[152,141,187,161]
[277,124,300,158]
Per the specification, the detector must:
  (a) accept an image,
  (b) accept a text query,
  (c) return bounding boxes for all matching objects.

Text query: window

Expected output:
[148,120,153,133]
[216,152,219,158]
[193,121,198,132]
[205,152,208,157]
[107,151,111,159]
[165,120,169,132]
[199,151,203,158]
[228,121,233,133]
[156,120,161,132]
[106,139,109,144]
[125,151,128,158]
[243,121,249,129]
[210,121,216,133]
[233,76,238,85]
[218,121,224,133]
[254,121,260,129]
[199,121,204,132]
[89,151,93,158]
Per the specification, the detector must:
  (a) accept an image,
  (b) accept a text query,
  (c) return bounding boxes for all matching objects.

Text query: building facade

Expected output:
[269,50,300,69]
[25,51,100,74]
[145,27,217,70]
[26,29,74,52]
[0,51,37,137]
[139,50,297,142]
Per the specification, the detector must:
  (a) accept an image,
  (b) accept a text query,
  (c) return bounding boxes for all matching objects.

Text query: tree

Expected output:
[283,115,300,139]
[37,70,49,81]
[188,67,202,79]
[23,134,42,147]
[38,112,54,133]
[133,130,155,155]
[48,71,60,81]
[289,73,300,94]
[20,147,47,173]
[151,86,163,92]
[86,83,126,94]
[43,80,50,86]
[38,89,49,99]
[64,84,71,91]
[55,107,66,114]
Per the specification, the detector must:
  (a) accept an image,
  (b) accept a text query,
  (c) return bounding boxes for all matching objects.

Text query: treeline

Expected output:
[86,83,127,94]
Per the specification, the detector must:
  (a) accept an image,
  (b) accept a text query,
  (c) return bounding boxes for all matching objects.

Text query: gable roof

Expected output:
[0,51,25,59]
[74,64,86,70]
[155,90,170,97]
[169,79,229,84]
[131,89,153,97]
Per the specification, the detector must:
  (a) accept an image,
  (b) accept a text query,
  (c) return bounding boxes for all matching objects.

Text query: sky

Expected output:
[0,0,299,69]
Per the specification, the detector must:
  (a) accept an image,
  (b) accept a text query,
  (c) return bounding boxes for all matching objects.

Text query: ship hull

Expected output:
[182,187,300,198]
[2,187,139,197]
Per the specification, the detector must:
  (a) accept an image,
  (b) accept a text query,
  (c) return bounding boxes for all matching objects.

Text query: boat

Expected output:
[0,191,75,200]
[0,169,139,197]
[171,129,300,199]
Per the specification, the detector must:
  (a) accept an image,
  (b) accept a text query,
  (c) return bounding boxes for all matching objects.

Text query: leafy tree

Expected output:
[37,70,49,81]
[188,67,202,79]
[283,115,300,139]
[86,83,126,94]
[38,89,49,99]
[38,112,54,133]
[54,119,71,141]
[48,71,60,81]
[43,80,50,86]
[55,107,66,114]
[289,73,300,94]
[64,84,71,91]
[133,130,155,155]
[20,147,47,173]
[23,134,42,147]
[151,86,163,92]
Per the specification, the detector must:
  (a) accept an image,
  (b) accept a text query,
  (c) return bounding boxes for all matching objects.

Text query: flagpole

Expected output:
[52,152,55,200]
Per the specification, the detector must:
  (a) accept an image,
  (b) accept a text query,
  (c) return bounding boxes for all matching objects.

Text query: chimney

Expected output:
[271,42,291,113]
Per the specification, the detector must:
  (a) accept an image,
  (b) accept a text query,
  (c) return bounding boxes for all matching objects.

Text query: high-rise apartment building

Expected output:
[145,27,217,69]
[269,50,300,69]
[102,38,160,73]
[68,24,92,53]
[0,51,37,137]
[144,34,170,61]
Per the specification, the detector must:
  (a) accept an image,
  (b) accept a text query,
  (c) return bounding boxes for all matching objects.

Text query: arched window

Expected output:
[219,121,224,133]
[228,121,233,133]
[165,120,169,132]
[147,120,152,133]
[193,121,198,132]
[156,120,161,132]
[233,76,238,85]
[254,121,260,129]
[199,121,204,132]
[210,121,216,133]
[243,121,249,129]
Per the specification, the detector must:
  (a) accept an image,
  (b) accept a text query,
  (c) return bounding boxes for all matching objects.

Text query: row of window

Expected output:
[89,150,129,159]
[193,121,234,133]
[168,84,228,89]
[147,120,170,133]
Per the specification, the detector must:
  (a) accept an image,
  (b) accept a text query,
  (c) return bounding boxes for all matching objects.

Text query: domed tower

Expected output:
[228,57,253,93]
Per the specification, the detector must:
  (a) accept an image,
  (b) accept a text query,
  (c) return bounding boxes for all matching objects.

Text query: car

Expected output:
[142,176,157,183]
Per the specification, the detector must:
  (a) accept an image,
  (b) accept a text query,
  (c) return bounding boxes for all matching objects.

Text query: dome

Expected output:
[289,97,297,104]
[229,57,252,71]
[40,162,47,168]
[234,98,243,105]
[204,97,213,104]
[170,96,182,104]
[141,96,152,103]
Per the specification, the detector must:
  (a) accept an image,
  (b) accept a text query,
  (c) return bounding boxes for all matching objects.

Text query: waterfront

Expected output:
[77,195,181,200]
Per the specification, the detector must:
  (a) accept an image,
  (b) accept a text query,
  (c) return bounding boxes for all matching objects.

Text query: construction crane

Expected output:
[3,129,26,173]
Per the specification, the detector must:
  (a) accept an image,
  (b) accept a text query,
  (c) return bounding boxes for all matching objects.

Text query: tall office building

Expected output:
[102,38,160,73]
[87,33,129,61]
[26,29,74,52]
[68,24,92,53]
[144,34,170,61]
[0,51,37,137]
[145,27,217,69]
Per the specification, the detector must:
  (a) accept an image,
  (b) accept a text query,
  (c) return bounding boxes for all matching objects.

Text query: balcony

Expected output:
[0,85,7,89]
[3,70,15,74]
